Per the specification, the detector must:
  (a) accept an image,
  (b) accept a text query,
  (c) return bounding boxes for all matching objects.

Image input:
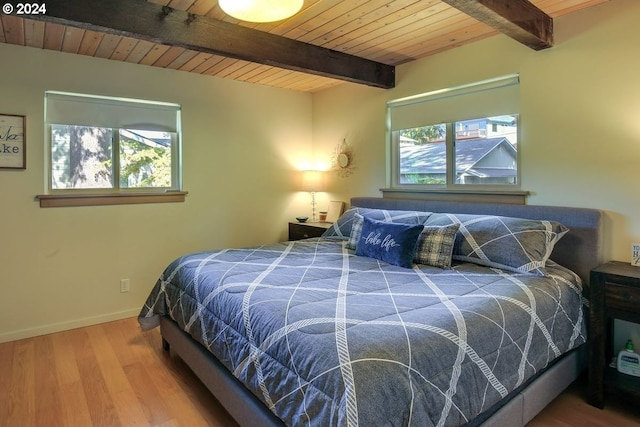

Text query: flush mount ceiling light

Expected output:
[219,0,304,23]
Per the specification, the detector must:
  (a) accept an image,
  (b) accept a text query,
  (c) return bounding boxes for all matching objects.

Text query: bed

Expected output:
[138,196,603,427]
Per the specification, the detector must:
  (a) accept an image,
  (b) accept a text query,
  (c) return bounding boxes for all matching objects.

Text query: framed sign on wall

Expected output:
[0,114,26,169]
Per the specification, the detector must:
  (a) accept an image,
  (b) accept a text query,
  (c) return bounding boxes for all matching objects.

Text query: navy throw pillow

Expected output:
[355,216,424,268]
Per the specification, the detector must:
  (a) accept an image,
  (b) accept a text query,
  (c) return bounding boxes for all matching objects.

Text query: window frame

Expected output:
[40,91,185,207]
[389,116,521,191]
[386,75,522,194]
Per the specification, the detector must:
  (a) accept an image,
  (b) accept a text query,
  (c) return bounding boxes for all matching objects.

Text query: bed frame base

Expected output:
[160,316,285,427]
[160,316,585,427]
[477,348,585,426]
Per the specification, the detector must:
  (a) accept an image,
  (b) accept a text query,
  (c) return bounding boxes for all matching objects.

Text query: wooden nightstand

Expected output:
[588,261,640,408]
[288,221,332,241]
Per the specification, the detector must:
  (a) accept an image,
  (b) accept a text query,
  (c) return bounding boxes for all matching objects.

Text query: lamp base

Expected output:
[310,191,317,222]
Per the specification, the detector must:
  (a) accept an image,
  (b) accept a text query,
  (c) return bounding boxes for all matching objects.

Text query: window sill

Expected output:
[35,191,188,208]
[380,188,529,205]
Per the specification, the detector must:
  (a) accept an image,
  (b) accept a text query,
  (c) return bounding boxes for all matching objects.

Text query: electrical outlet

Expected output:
[120,278,130,293]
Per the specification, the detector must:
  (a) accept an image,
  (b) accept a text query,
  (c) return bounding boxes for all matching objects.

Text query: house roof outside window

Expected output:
[400,136,517,179]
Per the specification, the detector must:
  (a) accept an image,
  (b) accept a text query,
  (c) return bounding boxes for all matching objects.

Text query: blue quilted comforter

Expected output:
[138,238,585,427]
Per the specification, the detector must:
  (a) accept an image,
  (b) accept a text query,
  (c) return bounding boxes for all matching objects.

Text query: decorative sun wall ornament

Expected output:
[331,138,355,177]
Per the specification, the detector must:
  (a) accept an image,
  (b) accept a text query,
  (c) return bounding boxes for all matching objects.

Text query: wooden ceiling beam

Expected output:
[26,0,395,89]
[441,0,553,50]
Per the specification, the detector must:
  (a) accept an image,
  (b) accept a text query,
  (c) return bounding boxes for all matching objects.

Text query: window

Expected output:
[45,91,182,195]
[387,75,520,190]
[50,126,175,190]
[397,115,518,185]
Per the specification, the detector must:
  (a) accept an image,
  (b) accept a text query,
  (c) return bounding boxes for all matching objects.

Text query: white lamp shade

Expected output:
[301,170,325,192]
[219,0,304,23]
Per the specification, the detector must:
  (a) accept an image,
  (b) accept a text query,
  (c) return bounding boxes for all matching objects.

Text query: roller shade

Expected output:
[45,91,181,132]
[388,74,519,131]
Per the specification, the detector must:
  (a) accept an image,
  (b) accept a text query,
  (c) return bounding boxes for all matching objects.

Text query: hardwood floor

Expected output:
[1,317,639,427]
[0,317,238,427]
[527,376,640,427]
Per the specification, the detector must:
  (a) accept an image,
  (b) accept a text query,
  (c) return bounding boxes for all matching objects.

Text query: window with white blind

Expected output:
[44,91,182,194]
[387,74,520,190]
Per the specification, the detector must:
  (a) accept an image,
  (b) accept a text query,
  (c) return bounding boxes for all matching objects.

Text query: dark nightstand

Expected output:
[588,261,640,408]
[288,221,332,241]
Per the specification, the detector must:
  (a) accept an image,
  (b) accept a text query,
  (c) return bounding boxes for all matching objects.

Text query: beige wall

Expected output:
[312,0,640,265]
[2,0,639,344]
[311,0,640,350]
[0,43,313,342]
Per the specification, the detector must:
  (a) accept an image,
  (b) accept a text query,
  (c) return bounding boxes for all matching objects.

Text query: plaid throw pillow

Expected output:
[346,213,365,250]
[413,224,460,268]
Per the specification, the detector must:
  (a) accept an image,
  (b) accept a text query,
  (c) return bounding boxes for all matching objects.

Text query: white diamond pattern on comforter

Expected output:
[138,238,585,427]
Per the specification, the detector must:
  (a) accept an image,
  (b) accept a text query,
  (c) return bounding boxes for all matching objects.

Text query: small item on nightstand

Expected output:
[296,216,308,223]
[617,339,640,377]
[632,243,640,266]
[319,211,328,222]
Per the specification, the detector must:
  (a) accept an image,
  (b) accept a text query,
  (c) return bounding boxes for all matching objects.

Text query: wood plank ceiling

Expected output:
[0,0,608,92]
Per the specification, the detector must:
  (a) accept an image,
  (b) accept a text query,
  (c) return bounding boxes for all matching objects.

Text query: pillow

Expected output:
[413,224,460,268]
[355,216,424,268]
[323,207,432,239]
[425,213,569,275]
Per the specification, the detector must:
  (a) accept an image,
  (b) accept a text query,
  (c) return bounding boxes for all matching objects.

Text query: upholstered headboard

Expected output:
[351,197,603,288]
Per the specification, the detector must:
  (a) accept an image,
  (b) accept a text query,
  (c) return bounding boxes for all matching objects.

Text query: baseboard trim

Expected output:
[0,309,140,343]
